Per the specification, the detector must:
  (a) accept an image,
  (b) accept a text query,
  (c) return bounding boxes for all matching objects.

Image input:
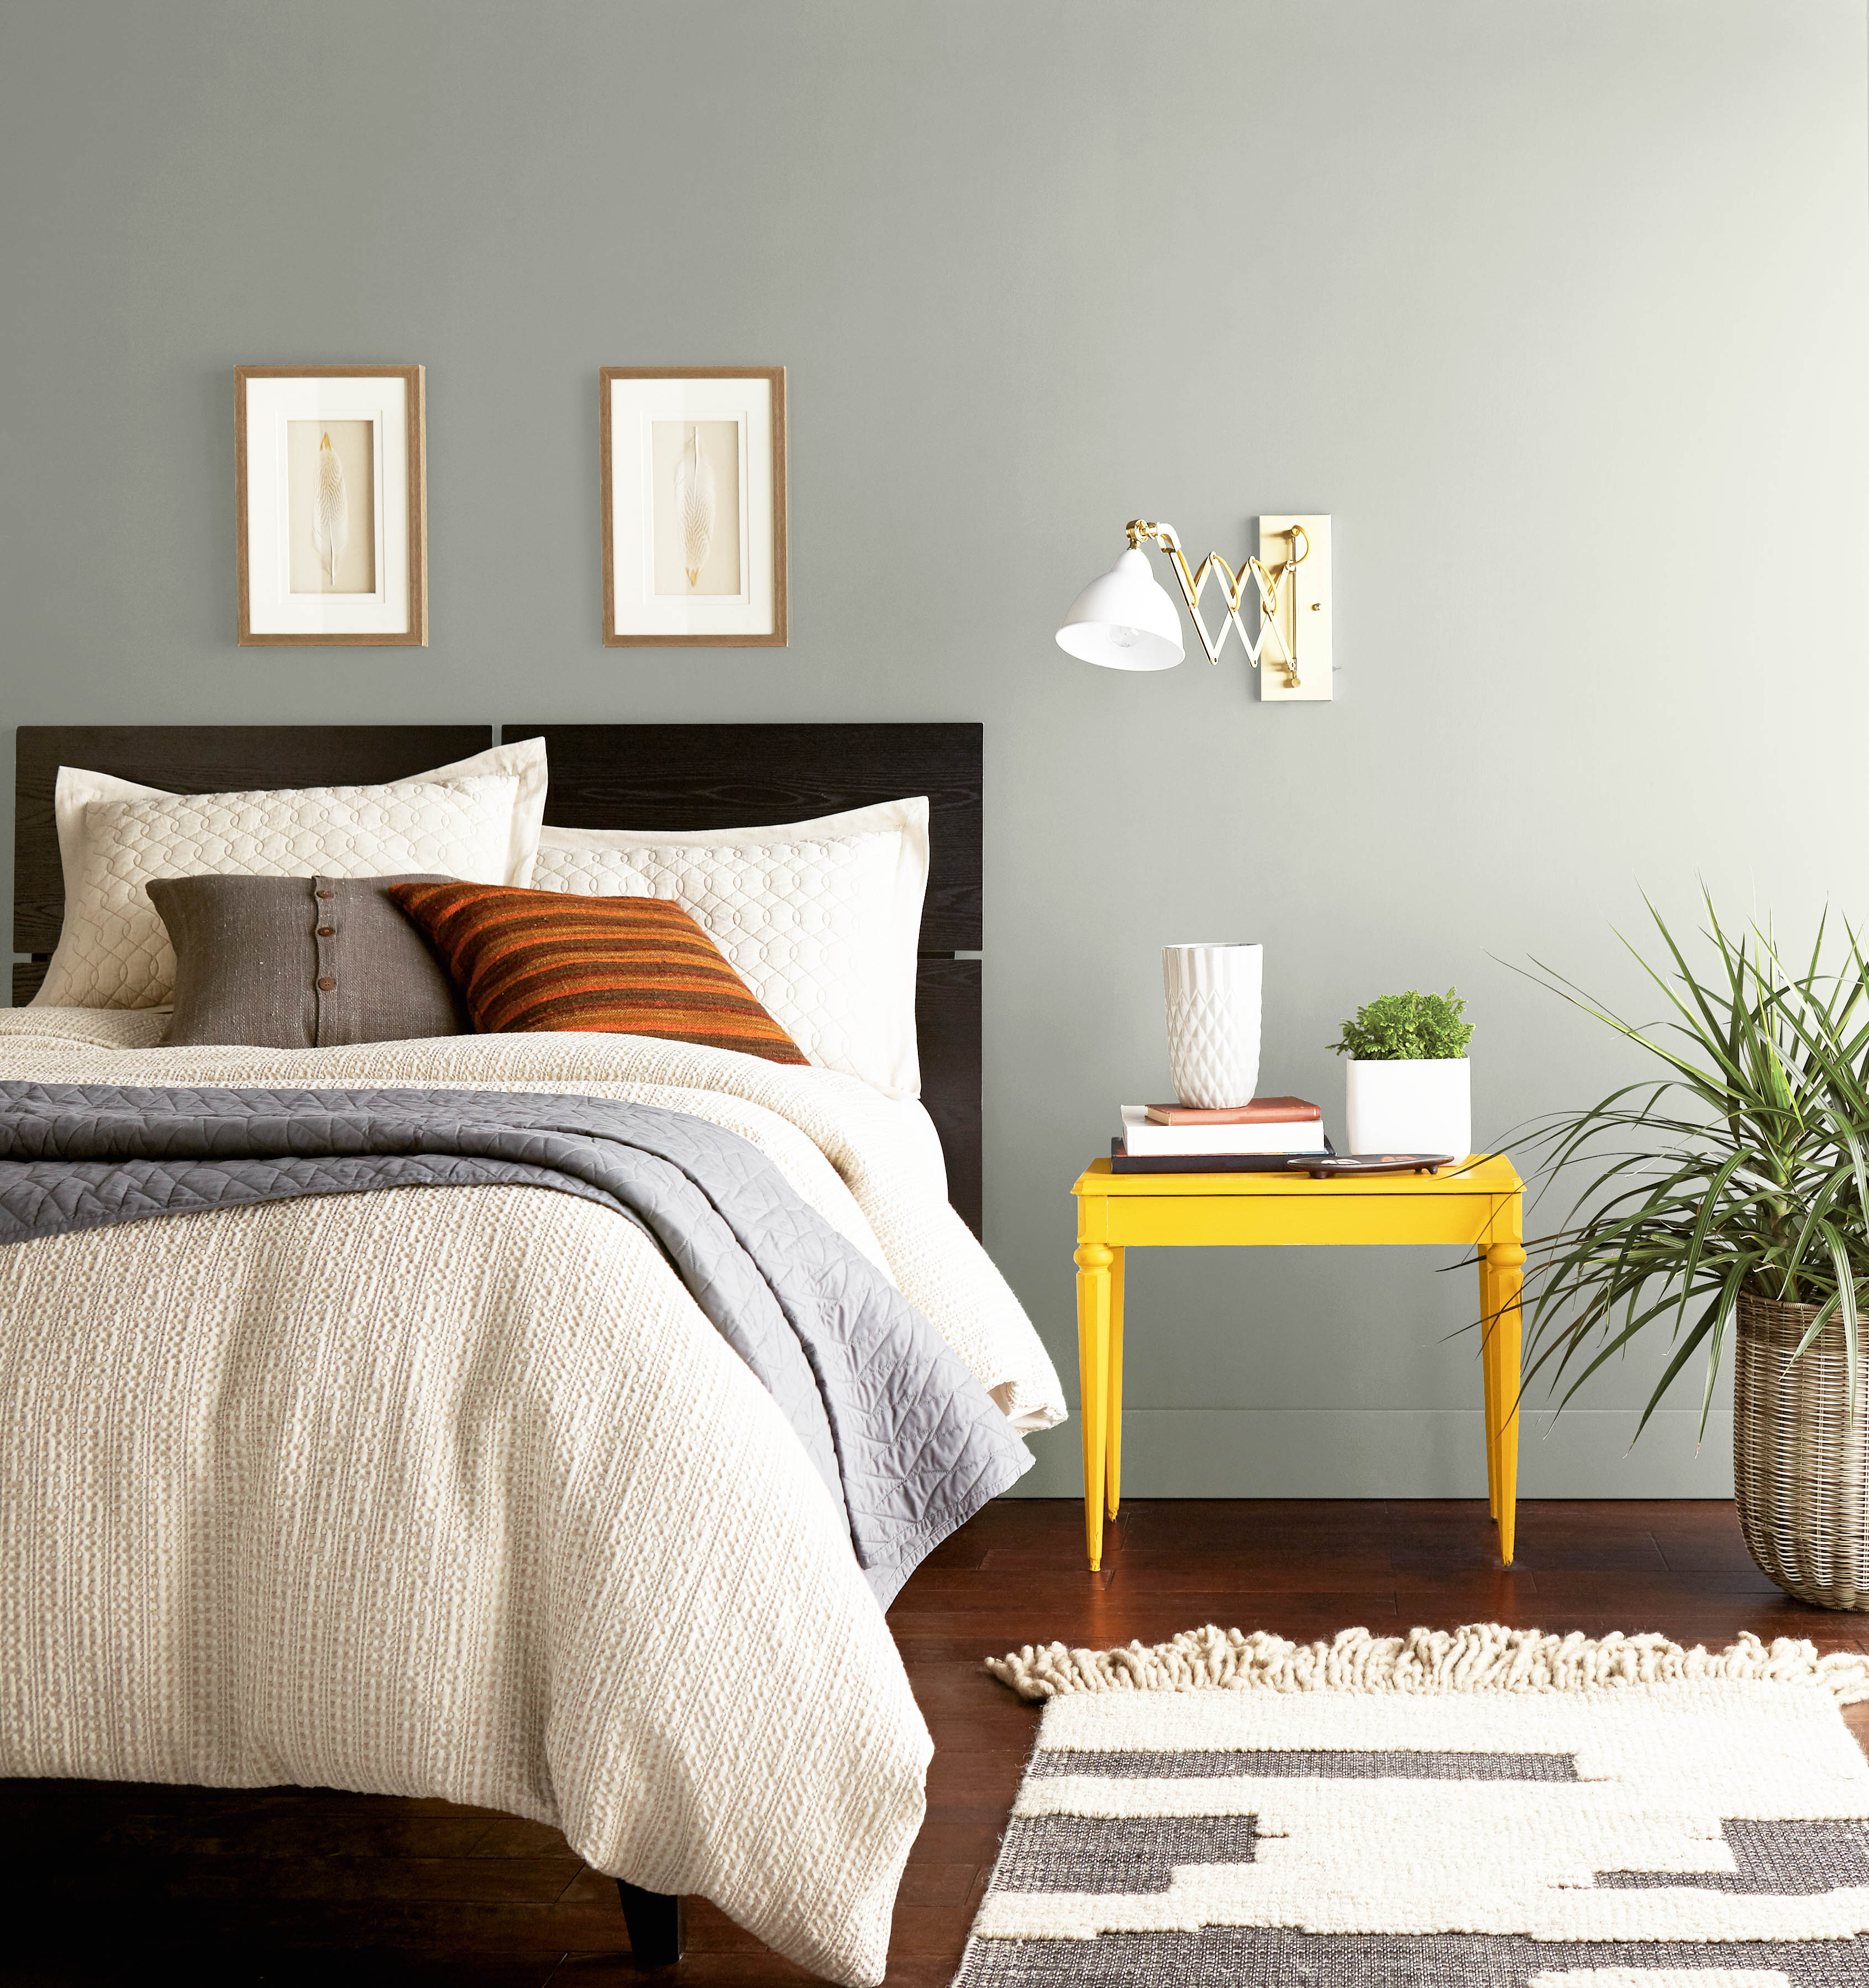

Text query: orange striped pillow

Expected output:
[387,880,808,1064]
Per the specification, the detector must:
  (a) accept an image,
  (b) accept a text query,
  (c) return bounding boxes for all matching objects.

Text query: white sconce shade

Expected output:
[1055,547,1186,671]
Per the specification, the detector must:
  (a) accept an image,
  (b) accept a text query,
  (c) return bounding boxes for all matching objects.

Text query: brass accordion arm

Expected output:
[1123,517,1295,675]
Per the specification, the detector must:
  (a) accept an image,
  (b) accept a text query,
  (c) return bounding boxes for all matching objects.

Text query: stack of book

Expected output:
[1114,1097,1331,1173]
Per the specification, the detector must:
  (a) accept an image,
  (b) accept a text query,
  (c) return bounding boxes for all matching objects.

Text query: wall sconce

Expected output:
[1057,513,1332,702]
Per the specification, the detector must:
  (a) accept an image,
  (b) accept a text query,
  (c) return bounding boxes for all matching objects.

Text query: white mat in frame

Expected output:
[235,364,427,646]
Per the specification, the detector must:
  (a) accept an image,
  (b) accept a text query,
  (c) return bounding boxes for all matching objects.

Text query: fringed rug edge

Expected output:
[984,1620,1869,1703]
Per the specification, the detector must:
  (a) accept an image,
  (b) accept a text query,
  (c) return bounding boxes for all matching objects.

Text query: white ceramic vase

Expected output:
[1162,942,1263,1109]
[1344,1057,1472,1158]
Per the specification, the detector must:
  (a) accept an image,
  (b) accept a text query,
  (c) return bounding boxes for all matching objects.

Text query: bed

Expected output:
[0,722,1064,1985]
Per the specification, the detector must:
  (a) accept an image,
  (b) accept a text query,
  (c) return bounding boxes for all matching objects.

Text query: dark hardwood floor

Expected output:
[5,1498,1865,1985]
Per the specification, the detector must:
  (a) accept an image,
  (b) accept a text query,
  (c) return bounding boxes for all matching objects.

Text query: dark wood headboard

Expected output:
[13,721,985,1235]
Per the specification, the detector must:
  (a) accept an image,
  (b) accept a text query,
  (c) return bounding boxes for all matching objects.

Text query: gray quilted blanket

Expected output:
[0,1080,1032,1605]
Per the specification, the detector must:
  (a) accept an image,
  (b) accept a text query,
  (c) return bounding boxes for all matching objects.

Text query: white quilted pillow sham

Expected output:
[43,737,549,904]
[34,774,519,1011]
[529,798,928,1098]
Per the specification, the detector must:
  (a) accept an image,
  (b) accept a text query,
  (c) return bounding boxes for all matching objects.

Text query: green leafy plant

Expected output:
[1330,988,1474,1061]
[1517,895,1869,1440]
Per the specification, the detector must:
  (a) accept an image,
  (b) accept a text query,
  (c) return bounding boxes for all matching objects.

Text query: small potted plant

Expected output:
[1330,988,1474,1156]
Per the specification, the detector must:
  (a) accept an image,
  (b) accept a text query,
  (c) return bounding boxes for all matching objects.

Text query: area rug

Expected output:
[954,1624,1869,1985]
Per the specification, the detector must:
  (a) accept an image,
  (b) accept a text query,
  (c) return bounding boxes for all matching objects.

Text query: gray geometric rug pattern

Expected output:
[954,1678,1869,1984]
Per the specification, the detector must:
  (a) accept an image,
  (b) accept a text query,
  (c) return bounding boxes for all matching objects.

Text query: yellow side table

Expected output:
[1070,1154,1526,1571]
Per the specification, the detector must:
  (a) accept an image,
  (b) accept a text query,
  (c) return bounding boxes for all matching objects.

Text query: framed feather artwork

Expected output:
[600,366,787,647]
[235,364,428,646]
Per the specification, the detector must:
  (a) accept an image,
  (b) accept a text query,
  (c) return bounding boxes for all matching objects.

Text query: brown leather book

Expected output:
[1144,1096,1322,1126]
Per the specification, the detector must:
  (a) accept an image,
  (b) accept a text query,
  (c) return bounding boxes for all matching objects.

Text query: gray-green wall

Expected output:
[4,2,1866,1498]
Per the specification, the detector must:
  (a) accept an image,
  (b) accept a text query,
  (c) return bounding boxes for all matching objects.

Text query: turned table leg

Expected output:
[1075,1240,1113,1571]
[1479,1246,1500,1521]
[1105,1246,1126,1523]
[1483,1237,1526,1566]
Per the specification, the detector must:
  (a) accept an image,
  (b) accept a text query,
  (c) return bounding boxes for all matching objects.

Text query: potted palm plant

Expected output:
[1330,988,1474,1156]
[1520,898,1869,1610]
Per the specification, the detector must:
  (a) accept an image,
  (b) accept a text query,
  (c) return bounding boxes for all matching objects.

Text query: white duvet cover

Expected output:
[0,1009,1065,1985]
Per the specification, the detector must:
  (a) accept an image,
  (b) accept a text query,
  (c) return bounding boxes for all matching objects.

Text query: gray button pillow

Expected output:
[146,874,468,1048]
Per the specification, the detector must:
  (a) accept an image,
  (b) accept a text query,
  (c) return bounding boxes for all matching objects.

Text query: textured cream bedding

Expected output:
[0,1010,1065,1985]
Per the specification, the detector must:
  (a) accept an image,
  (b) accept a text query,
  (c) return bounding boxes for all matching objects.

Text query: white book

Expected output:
[1119,1105,1330,1156]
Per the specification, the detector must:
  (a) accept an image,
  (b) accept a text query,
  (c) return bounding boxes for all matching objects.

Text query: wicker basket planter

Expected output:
[1735,1292,1869,1611]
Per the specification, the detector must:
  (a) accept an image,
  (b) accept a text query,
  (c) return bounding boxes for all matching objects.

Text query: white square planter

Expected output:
[1344,1057,1472,1158]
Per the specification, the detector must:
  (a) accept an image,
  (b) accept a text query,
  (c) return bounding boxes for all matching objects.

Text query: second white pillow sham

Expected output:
[528,796,929,1097]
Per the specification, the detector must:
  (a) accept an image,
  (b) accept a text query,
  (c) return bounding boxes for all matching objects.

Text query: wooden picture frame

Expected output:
[235,364,428,647]
[600,366,787,647]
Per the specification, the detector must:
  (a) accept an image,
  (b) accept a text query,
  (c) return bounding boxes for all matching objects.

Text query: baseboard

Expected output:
[1013,1408,1736,1499]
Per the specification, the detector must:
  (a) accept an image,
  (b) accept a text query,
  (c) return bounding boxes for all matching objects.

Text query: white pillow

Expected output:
[44,736,549,905]
[529,797,929,1098]
[34,774,519,1010]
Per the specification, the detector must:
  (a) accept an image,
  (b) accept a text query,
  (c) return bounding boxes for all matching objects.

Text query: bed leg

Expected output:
[617,1879,687,1968]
